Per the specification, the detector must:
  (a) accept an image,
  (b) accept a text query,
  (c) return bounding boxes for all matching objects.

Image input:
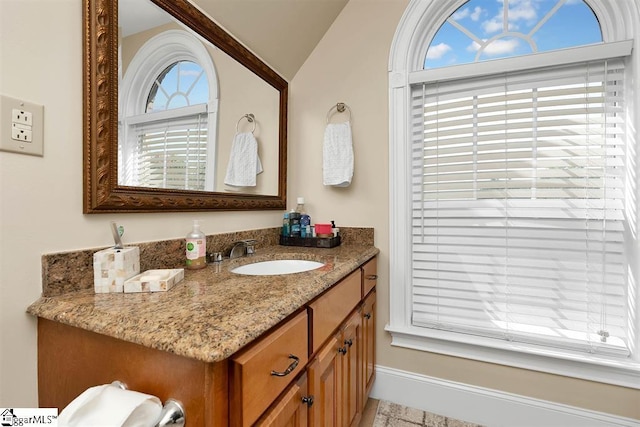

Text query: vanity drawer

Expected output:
[309,269,361,354]
[362,257,377,297]
[230,310,309,427]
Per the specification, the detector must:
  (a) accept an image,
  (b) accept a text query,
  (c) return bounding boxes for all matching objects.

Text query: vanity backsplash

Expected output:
[41,227,374,297]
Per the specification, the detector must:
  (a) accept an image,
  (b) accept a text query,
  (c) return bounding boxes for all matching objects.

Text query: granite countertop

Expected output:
[27,244,378,363]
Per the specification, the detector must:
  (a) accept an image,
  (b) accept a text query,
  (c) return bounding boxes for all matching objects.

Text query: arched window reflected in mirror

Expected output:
[119,30,219,191]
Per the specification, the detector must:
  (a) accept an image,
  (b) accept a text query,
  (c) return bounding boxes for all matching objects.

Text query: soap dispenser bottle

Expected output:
[186,220,207,270]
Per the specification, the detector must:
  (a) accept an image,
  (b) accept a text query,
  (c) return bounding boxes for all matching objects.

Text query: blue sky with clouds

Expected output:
[148,61,208,112]
[426,0,602,69]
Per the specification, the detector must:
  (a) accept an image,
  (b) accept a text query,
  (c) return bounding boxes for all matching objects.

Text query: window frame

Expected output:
[119,29,219,191]
[388,0,640,389]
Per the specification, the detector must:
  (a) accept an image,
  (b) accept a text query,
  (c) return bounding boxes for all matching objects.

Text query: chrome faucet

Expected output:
[229,239,257,259]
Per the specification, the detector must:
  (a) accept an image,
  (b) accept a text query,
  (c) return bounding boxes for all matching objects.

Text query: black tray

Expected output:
[279,235,341,248]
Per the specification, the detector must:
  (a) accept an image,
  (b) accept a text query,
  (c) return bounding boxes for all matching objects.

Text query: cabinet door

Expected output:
[341,309,362,427]
[256,373,309,427]
[307,335,341,427]
[361,289,376,408]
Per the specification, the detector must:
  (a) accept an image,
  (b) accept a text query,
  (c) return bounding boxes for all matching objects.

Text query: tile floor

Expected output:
[360,399,483,427]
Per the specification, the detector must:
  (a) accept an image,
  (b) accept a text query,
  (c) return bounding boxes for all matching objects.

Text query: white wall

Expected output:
[0,0,281,405]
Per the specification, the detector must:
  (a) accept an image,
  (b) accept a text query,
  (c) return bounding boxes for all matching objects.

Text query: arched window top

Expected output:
[120,29,219,118]
[146,60,209,113]
[425,0,602,69]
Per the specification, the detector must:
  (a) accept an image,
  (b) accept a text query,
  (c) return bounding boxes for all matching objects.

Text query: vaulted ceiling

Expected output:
[193,0,349,80]
[120,0,348,80]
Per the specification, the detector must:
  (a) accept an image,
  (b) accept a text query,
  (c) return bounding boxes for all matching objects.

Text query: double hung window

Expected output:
[389,0,639,386]
[412,53,628,356]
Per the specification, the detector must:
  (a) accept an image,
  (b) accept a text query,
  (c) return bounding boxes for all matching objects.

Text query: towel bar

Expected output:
[236,113,256,134]
[110,381,185,427]
[155,399,185,427]
[326,102,352,123]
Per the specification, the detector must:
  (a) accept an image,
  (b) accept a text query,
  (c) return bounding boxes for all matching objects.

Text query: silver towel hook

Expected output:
[236,113,256,134]
[326,102,352,123]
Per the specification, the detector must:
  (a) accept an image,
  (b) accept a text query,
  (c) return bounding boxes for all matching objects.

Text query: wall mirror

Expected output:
[83,0,288,213]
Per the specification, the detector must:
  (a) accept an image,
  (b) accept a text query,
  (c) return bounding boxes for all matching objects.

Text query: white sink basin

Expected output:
[231,259,324,276]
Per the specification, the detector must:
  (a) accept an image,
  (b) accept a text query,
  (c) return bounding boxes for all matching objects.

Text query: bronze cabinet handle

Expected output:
[344,338,353,347]
[338,346,347,355]
[302,396,314,407]
[270,354,300,377]
[364,313,372,320]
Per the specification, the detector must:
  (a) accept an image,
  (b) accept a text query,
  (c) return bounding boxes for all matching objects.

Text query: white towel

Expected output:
[59,383,162,427]
[323,122,353,187]
[224,132,263,187]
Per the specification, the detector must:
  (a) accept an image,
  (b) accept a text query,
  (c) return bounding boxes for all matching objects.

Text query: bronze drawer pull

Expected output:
[302,396,314,407]
[366,275,377,280]
[270,354,300,377]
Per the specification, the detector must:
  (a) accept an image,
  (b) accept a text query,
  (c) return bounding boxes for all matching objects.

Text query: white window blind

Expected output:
[130,111,208,190]
[411,58,629,356]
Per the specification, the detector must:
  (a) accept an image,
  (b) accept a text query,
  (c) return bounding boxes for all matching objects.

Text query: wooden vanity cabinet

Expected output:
[308,269,361,355]
[305,309,362,427]
[362,257,377,296]
[242,265,363,427]
[37,318,230,426]
[230,310,309,427]
[361,289,376,404]
[36,256,377,427]
[257,257,377,427]
[255,373,310,427]
[340,309,363,427]
[307,335,341,426]
[360,256,377,411]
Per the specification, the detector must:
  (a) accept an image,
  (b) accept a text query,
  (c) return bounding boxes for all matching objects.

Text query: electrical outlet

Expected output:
[12,123,32,142]
[12,108,33,126]
[0,94,44,156]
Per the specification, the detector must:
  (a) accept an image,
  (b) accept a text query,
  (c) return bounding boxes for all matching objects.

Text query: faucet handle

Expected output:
[243,239,257,255]
[229,239,258,259]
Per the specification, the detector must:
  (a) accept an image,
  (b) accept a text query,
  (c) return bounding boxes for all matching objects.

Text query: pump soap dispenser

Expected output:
[186,220,207,270]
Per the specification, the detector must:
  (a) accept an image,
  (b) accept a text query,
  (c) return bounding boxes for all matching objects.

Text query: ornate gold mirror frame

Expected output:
[83,0,288,213]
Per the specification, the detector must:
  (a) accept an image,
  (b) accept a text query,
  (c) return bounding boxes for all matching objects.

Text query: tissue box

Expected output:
[124,269,184,293]
[93,247,140,293]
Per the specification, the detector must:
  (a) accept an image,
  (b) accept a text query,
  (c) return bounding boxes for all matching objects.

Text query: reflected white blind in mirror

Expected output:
[411,58,630,356]
[129,110,208,191]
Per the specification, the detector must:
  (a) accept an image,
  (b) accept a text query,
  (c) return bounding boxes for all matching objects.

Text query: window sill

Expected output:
[385,324,640,390]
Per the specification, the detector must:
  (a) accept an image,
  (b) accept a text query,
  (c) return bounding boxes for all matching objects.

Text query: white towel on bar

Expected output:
[58,383,162,427]
[323,122,353,187]
[224,132,263,187]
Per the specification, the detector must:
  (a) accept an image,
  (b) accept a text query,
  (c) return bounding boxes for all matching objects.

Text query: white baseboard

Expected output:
[370,365,640,427]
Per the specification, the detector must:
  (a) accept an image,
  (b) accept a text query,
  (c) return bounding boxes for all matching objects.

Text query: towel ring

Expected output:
[236,113,256,134]
[326,102,351,123]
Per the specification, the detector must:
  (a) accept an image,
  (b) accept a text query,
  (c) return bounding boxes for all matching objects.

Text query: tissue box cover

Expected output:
[124,269,185,293]
[93,247,140,293]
